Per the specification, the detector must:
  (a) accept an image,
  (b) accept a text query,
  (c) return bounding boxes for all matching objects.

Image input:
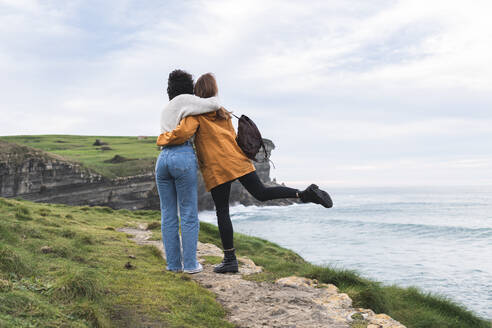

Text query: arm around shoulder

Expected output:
[156,116,199,146]
[175,94,220,115]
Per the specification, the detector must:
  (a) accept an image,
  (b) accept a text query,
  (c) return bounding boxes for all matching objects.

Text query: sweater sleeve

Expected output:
[175,95,220,122]
[156,116,199,146]
[160,95,220,133]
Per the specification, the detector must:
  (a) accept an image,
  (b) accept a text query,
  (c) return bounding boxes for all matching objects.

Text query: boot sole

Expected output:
[213,266,239,274]
[213,268,239,274]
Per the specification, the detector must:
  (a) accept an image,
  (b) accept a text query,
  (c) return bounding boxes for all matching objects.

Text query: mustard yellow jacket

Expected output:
[156,111,255,191]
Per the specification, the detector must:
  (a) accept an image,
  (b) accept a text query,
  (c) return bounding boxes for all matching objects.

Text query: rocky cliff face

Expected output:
[0,139,295,211]
[0,141,157,209]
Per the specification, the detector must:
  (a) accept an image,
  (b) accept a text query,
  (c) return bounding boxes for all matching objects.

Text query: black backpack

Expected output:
[231,113,268,162]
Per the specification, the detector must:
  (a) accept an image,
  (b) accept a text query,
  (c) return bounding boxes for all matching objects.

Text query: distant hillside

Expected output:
[0,135,158,179]
[0,135,294,210]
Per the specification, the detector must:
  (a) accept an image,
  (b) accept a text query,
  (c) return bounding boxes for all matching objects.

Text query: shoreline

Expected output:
[1,197,489,327]
[198,202,492,321]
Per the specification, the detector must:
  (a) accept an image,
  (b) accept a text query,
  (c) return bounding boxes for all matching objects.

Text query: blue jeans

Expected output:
[155,142,200,271]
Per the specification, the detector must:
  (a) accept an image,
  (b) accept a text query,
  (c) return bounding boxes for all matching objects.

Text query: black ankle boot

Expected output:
[299,184,333,208]
[213,249,239,274]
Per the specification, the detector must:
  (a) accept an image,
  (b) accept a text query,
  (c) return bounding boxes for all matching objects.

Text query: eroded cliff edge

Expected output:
[0,139,295,211]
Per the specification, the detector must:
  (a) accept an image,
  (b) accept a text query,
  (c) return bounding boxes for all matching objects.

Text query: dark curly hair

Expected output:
[167,69,194,100]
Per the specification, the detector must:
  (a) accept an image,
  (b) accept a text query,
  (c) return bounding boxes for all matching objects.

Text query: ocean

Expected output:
[199,186,492,319]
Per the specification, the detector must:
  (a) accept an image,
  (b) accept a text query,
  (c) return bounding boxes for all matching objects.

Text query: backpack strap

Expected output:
[229,111,240,120]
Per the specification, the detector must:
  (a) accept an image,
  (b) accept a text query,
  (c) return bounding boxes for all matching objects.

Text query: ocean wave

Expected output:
[310,218,492,239]
[198,203,301,222]
[199,204,492,239]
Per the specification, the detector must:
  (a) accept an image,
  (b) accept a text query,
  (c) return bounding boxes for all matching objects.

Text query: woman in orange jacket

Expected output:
[157,73,332,273]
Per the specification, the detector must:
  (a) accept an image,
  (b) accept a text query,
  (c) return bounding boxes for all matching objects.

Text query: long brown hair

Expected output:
[194,73,230,120]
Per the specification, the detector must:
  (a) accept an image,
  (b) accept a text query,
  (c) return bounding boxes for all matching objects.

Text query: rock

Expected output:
[237,257,263,275]
[320,283,339,294]
[356,308,376,317]
[104,155,130,164]
[137,223,149,230]
[275,276,318,288]
[93,139,108,146]
[196,241,223,257]
[270,308,286,316]
[366,313,406,328]
[326,293,352,308]
[374,314,392,321]
[41,246,53,254]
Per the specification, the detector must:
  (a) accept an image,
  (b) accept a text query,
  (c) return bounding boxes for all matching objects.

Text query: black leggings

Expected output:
[210,171,299,250]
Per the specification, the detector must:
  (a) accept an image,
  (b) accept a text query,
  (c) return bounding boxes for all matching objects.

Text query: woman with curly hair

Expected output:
[155,69,222,274]
[157,73,332,273]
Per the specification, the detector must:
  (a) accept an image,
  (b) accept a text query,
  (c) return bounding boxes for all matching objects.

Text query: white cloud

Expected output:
[277,117,492,141]
[1,0,492,186]
[235,0,492,93]
[340,157,492,171]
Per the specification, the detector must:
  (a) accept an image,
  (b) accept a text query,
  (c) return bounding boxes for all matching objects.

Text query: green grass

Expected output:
[0,135,159,178]
[0,198,232,328]
[1,198,489,327]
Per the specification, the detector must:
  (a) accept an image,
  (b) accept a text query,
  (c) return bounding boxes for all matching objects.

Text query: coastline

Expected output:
[198,201,492,321]
[0,197,489,327]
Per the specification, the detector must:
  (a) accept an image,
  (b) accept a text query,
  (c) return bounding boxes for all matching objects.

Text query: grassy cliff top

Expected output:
[0,135,159,179]
[0,198,488,328]
[0,197,232,328]
[0,140,67,163]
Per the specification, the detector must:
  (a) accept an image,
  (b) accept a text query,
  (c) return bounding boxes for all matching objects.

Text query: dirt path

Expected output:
[118,225,405,328]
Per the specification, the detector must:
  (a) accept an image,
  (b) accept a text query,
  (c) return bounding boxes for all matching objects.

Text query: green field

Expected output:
[0,198,488,328]
[0,135,159,179]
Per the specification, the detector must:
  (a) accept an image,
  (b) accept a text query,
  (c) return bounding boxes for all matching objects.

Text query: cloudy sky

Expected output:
[1,0,491,187]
